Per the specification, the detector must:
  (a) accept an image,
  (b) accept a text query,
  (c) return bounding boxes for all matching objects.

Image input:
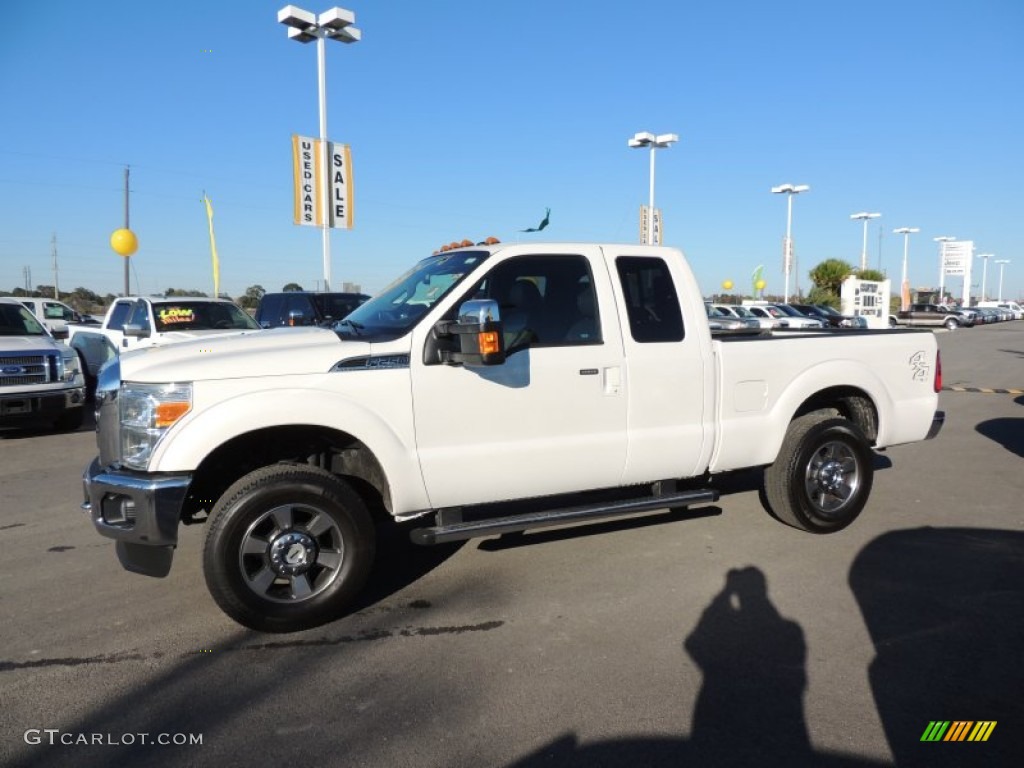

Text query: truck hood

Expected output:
[0,334,63,353]
[119,327,373,382]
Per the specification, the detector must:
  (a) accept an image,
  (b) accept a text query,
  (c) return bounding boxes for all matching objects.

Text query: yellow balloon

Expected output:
[755,279,766,291]
[722,280,734,290]
[110,228,138,257]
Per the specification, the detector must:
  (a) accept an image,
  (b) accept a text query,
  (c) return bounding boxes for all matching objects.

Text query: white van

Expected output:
[17,298,82,340]
[977,300,1023,320]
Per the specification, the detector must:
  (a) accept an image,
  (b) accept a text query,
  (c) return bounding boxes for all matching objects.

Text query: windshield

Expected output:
[773,304,807,317]
[814,305,841,316]
[311,293,369,322]
[337,251,489,341]
[152,302,260,333]
[0,303,48,336]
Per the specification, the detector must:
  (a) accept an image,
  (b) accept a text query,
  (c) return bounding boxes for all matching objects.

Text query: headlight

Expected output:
[120,382,192,470]
[61,351,82,383]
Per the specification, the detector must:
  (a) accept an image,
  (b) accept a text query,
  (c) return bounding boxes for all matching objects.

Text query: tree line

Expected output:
[0,283,311,312]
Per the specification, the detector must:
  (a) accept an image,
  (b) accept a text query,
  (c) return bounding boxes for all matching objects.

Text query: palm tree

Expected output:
[809,259,856,296]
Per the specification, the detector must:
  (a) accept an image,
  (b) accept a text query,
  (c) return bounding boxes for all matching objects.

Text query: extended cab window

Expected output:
[615,256,684,343]
[464,255,601,351]
[106,301,133,331]
[127,301,151,332]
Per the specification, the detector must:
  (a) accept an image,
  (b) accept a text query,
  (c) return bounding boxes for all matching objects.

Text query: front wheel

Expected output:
[944,317,959,330]
[762,414,874,533]
[203,464,376,632]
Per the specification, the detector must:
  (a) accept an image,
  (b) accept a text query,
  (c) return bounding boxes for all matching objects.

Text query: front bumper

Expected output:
[81,457,192,577]
[0,388,84,423]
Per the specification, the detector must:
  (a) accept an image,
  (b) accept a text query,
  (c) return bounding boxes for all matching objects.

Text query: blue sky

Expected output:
[1,0,1021,302]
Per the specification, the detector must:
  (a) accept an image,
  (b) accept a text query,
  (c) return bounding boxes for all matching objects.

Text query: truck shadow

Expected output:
[351,518,466,611]
[974,417,1024,458]
[850,527,1024,767]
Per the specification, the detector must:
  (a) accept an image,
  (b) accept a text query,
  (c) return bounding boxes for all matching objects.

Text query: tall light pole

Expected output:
[976,253,993,302]
[893,227,919,311]
[933,235,955,302]
[278,5,361,292]
[994,259,1011,301]
[628,132,678,245]
[850,212,881,271]
[771,184,810,303]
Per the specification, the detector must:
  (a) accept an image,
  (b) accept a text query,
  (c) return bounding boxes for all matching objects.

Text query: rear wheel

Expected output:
[203,464,376,632]
[763,413,874,533]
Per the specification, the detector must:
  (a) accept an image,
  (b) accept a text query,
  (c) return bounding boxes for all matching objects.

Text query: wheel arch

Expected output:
[182,425,396,526]
[792,385,879,444]
[150,389,428,524]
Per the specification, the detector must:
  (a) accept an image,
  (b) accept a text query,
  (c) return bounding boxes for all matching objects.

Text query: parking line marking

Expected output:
[942,386,1024,394]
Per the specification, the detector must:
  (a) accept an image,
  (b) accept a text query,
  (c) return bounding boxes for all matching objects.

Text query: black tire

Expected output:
[944,317,958,330]
[76,350,97,402]
[763,413,874,533]
[203,463,376,632]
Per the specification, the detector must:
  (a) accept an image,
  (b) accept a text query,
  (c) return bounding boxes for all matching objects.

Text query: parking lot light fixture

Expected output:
[628,132,678,245]
[994,259,1010,302]
[850,212,881,271]
[976,253,993,302]
[771,184,810,303]
[894,227,919,311]
[277,5,361,292]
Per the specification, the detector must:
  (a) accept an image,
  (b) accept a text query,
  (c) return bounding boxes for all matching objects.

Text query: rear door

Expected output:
[610,251,715,483]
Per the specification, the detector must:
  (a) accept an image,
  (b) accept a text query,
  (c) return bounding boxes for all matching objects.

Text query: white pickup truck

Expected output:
[67,296,261,398]
[81,243,943,632]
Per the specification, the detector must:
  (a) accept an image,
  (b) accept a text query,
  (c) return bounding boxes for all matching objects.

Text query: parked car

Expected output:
[705,304,761,332]
[739,304,788,328]
[743,303,825,329]
[790,303,868,329]
[255,291,371,328]
[722,304,779,329]
[976,301,1020,320]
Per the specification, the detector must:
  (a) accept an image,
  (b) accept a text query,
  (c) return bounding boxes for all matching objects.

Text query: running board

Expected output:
[410,489,720,546]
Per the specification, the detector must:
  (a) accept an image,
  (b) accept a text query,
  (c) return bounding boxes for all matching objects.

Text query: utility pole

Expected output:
[23,266,32,291]
[51,233,60,299]
[124,167,131,297]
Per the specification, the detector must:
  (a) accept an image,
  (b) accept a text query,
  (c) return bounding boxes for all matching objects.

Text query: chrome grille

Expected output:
[95,358,122,466]
[0,353,54,387]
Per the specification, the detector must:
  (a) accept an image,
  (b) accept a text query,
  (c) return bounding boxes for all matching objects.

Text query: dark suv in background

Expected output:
[790,303,868,329]
[255,291,370,328]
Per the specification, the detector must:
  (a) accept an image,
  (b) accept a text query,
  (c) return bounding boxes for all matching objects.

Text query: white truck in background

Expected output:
[81,242,944,633]
[67,296,261,398]
[16,297,91,341]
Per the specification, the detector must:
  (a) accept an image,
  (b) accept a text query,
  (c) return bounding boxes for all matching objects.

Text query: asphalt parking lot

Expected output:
[1,323,1022,768]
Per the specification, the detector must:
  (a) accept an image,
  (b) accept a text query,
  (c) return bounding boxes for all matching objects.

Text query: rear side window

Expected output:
[255,294,283,325]
[105,301,133,331]
[615,256,684,343]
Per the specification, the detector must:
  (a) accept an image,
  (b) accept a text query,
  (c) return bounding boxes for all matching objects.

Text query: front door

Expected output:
[411,250,628,509]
